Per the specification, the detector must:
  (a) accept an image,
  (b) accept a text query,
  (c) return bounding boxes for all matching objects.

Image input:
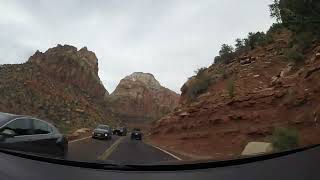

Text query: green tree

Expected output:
[214,44,235,64]
[235,38,245,52]
[269,0,320,29]
[244,32,267,50]
[194,67,207,77]
[219,44,234,56]
[219,44,235,64]
[269,0,282,22]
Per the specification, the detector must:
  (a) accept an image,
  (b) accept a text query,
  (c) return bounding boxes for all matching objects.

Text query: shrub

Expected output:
[227,78,235,98]
[214,56,222,64]
[293,31,314,51]
[284,48,304,65]
[271,127,299,152]
[267,23,284,35]
[186,73,212,102]
[217,67,228,79]
[214,44,235,64]
[194,67,207,77]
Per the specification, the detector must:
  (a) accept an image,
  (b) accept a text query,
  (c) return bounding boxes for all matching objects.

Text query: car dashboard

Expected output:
[0,145,319,180]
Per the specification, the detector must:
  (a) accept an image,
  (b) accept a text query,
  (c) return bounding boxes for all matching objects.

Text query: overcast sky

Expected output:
[0,0,274,93]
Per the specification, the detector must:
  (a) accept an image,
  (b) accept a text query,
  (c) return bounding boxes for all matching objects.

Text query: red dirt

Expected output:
[149,30,320,160]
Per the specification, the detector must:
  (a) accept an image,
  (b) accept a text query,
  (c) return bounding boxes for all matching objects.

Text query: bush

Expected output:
[194,67,207,77]
[217,67,228,79]
[293,31,314,51]
[284,48,304,65]
[227,78,235,98]
[186,73,212,102]
[214,44,235,64]
[271,127,299,151]
[267,23,284,35]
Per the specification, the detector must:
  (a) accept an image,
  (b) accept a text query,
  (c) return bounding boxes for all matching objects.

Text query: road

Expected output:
[67,136,179,164]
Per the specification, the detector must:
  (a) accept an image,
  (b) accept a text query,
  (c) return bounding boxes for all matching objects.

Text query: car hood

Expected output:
[93,129,109,133]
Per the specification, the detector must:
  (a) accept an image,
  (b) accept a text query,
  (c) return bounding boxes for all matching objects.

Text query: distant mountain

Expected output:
[0,45,112,133]
[108,72,179,122]
[0,45,180,133]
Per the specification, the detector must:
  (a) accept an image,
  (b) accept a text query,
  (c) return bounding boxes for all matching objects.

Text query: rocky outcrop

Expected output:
[0,45,113,132]
[150,30,320,159]
[28,44,108,98]
[109,72,179,122]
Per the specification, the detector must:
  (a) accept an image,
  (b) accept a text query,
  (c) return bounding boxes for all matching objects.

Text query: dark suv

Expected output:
[0,112,68,158]
[131,128,142,140]
[113,127,127,136]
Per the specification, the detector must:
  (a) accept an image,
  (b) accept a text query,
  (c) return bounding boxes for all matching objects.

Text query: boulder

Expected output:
[280,64,293,77]
[179,112,190,117]
[240,58,252,65]
[74,128,91,134]
[241,142,273,156]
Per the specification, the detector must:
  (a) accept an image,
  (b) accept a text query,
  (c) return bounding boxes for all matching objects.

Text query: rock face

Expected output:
[109,72,179,122]
[0,45,113,132]
[28,45,108,98]
[150,29,320,160]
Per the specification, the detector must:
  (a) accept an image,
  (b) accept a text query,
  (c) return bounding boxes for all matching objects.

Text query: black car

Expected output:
[131,128,142,140]
[92,125,112,140]
[113,127,127,136]
[0,112,68,158]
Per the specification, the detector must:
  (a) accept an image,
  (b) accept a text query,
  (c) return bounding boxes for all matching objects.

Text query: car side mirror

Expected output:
[0,129,16,138]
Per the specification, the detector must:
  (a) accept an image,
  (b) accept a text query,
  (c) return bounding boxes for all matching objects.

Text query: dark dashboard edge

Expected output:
[0,144,319,171]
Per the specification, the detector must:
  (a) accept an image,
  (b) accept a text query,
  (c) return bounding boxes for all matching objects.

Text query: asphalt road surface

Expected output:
[67,136,178,164]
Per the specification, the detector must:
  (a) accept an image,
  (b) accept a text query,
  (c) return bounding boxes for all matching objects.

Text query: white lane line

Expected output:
[69,136,91,143]
[151,145,182,161]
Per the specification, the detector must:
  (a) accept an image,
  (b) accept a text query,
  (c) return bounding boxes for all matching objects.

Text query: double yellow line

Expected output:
[98,137,125,160]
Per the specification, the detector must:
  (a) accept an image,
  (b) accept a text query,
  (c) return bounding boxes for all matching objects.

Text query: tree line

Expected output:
[214,0,320,65]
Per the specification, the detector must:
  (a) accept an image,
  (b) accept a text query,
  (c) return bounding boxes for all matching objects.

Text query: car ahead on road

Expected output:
[113,127,127,136]
[131,128,142,140]
[0,112,68,158]
[92,125,113,140]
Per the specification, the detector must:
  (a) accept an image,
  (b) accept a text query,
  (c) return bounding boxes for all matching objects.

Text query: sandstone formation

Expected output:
[28,45,108,98]
[150,29,320,159]
[0,45,113,133]
[109,72,179,122]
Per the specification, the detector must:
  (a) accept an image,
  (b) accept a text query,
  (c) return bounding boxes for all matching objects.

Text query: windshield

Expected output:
[97,125,109,130]
[0,0,319,167]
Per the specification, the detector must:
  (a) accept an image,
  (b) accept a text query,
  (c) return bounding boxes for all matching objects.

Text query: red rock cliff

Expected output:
[109,72,179,122]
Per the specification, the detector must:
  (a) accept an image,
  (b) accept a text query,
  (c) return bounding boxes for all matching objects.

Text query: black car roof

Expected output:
[97,124,110,128]
[0,112,55,128]
[0,112,25,126]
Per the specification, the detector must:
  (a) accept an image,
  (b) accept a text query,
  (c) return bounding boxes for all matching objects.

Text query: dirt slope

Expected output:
[150,30,320,159]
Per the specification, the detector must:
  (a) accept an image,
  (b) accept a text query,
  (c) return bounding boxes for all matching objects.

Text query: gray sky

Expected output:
[0,0,274,93]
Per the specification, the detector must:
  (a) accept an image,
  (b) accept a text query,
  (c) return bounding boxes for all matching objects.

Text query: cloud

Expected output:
[0,0,274,93]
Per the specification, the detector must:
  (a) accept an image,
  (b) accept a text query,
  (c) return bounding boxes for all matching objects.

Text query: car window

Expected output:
[97,125,109,130]
[33,119,52,135]
[1,118,33,136]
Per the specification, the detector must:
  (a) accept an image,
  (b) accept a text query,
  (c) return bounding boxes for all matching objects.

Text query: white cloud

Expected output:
[0,0,274,93]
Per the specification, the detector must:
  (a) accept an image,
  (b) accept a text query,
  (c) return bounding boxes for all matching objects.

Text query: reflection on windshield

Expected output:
[0,0,319,165]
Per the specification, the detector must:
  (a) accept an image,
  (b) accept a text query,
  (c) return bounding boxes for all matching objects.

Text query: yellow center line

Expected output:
[97,137,125,161]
